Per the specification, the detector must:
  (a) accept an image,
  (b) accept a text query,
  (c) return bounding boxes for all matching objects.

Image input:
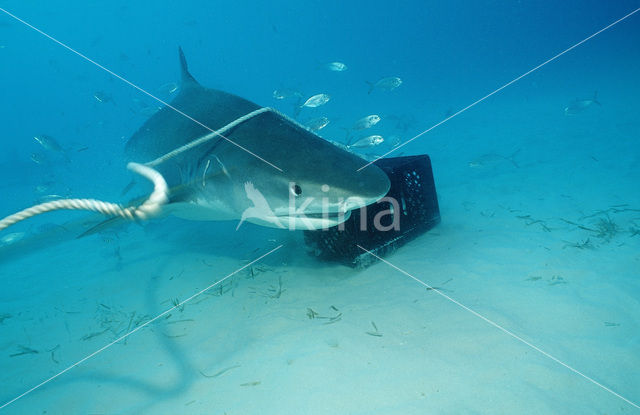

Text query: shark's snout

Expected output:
[353,164,391,204]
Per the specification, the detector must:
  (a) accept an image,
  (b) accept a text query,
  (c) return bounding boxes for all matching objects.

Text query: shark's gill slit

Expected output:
[0,163,169,232]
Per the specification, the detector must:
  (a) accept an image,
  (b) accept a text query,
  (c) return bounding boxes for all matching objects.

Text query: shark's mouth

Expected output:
[285,210,347,219]
[263,195,379,230]
[260,209,353,230]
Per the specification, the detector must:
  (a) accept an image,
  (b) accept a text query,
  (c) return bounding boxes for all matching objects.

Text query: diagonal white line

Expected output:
[0,7,283,172]
[357,245,640,410]
[0,245,283,410]
[357,6,640,171]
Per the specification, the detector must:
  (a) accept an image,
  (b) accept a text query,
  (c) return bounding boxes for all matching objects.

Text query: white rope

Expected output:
[125,162,169,219]
[0,163,168,232]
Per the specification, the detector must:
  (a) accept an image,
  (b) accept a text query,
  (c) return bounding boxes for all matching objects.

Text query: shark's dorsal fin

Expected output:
[178,46,199,85]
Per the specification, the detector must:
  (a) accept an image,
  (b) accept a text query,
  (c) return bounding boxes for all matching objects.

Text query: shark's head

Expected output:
[239,141,391,230]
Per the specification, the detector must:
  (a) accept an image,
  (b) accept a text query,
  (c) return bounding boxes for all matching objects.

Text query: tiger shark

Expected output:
[123,48,390,230]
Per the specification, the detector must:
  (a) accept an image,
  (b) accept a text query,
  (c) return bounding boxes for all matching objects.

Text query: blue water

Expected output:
[1,1,639,414]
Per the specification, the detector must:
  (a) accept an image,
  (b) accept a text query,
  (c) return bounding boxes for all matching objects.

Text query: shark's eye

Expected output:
[291,184,302,197]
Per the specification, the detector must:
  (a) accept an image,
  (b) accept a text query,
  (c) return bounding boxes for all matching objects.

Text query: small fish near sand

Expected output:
[367,76,402,94]
[30,152,46,165]
[34,134,64,153]
[564,92,601,115]
[348,135,385,149]
[0,232,25,246]
[33,135,70,163]
[353,114,381,130]
[301,93,330,108]
[306,116,330,131]
[93,91,113,103]
[325,61,348,72]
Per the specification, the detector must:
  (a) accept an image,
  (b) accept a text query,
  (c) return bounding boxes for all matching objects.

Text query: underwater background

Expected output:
[1,1,639,413]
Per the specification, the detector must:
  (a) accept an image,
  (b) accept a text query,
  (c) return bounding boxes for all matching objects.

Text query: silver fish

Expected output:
[302,93,330,108]
[325,62,348,72]
[306,116,330,131]
[93,91,113,103]
[564,92,601,115]
[349,135,384,148]
[158,82,179,95]
[272,88,303,100]
[34,135,64,153]
[37,194,65,203]
[0,232,25,245]
[30,152,45,164]
[353,114,381,130]
[367,76,402,94]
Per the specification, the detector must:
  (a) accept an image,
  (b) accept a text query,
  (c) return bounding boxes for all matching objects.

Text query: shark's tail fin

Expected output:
[592,91,601,106]
[178,47,198,85]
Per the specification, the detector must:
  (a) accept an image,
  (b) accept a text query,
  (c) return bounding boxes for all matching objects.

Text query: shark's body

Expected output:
[124,49,390,230]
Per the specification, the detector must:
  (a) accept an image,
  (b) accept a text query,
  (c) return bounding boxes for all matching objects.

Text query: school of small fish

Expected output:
[270,54,603,164]
[268,59,406,152]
